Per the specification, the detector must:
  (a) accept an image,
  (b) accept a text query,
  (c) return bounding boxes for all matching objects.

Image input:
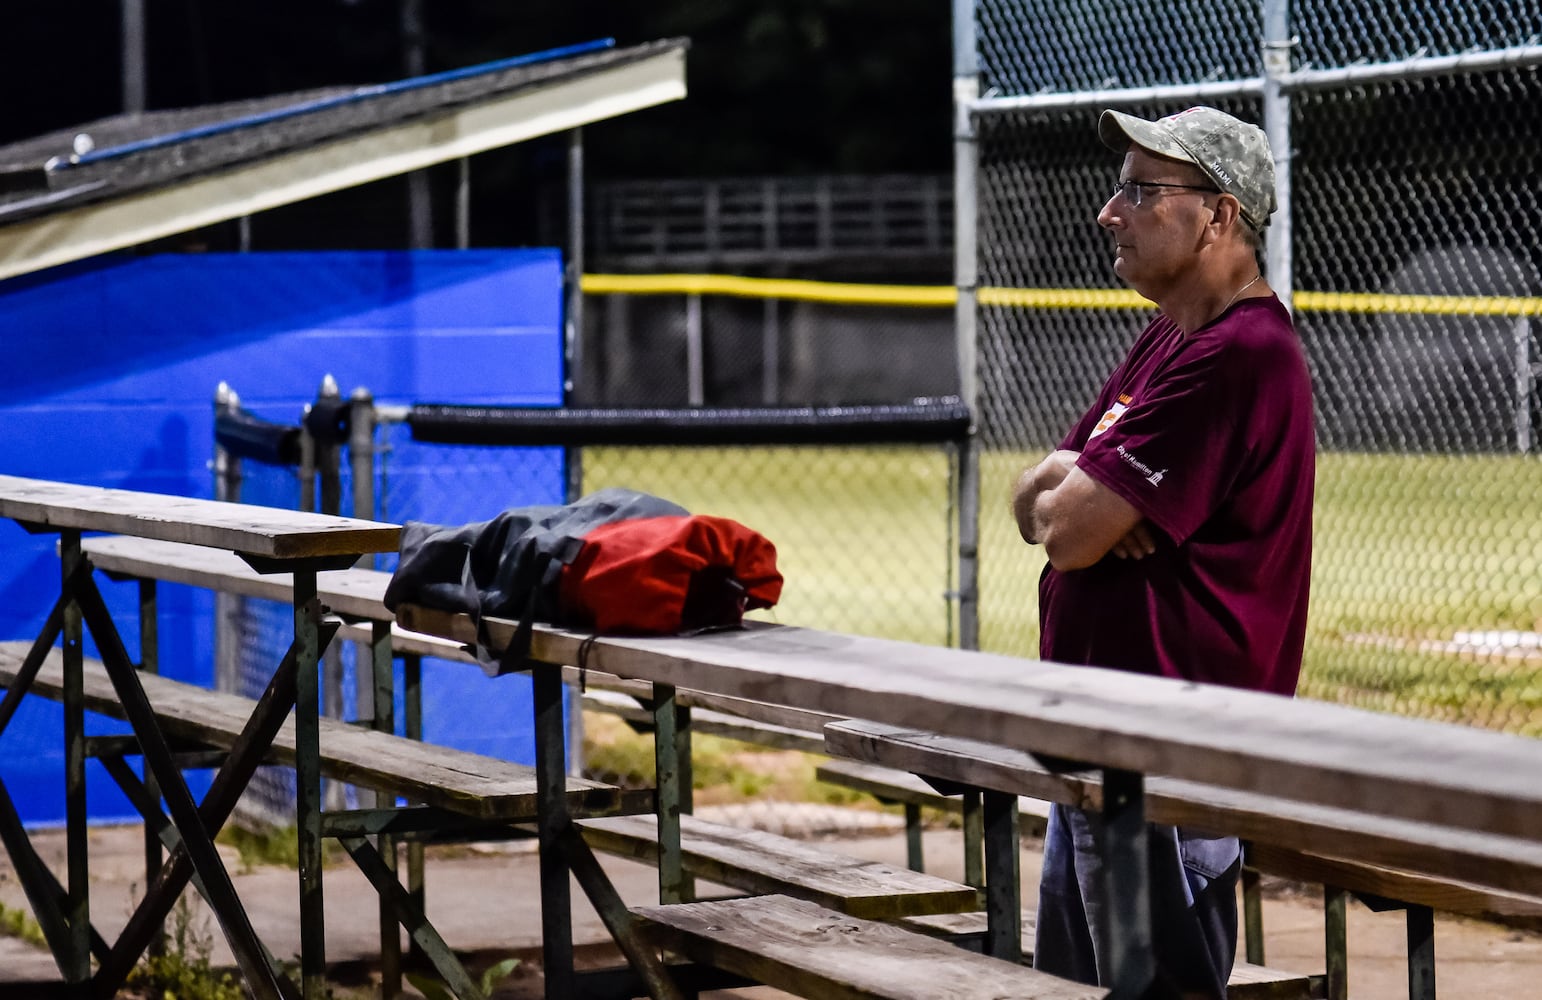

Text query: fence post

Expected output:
[315,375,343,517]
[349,387,377,530]
[566,127,589,777]
[348,386,379,739]
[309,376,347,811]
[685,293,705,407]
[1515,316,1533,454]
[762,297,780,405]
[952,0,982,651]
[213,382,244,695]
[1262,0,1294,314]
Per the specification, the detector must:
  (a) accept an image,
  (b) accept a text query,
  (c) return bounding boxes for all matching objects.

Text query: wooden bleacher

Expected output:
[63,529,1542,1000]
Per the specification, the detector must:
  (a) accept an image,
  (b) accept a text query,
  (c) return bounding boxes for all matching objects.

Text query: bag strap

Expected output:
[481,549,554,676]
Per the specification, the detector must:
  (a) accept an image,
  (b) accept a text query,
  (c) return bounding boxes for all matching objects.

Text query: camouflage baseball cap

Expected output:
[1098,106,1277,231]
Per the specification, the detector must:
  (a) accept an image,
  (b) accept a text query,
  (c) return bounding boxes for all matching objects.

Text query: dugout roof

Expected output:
[0,38,687,282]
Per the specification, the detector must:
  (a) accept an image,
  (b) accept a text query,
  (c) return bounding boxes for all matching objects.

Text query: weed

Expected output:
[124,896,244,1000]
[0,899,46,948]
[406,956,519,1000]
[216,823,341,871]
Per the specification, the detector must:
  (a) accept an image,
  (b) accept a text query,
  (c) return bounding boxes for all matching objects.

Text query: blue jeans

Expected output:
[1034,804,1241,999]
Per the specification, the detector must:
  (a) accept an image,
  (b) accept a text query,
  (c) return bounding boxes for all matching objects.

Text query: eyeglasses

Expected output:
[1111,179,1220,208]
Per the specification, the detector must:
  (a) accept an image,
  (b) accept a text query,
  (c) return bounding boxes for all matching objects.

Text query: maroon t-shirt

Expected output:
[1038,295,1314,695]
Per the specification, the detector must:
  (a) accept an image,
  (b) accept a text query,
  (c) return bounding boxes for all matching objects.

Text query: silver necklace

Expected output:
[1220,273,1262,315]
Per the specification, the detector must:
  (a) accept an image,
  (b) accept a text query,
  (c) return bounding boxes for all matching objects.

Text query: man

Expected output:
[1012,106,1315,997]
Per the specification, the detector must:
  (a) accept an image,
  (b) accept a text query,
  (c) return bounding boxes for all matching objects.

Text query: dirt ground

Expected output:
[2,816,1540,998]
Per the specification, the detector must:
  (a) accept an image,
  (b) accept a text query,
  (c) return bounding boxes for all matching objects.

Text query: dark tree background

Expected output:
[0,2,952,249]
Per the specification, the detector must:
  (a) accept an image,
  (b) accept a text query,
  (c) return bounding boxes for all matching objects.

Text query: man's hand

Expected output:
[1012,451,1151,571]
[1012,450,1080,544]
[1109,520,1157,560]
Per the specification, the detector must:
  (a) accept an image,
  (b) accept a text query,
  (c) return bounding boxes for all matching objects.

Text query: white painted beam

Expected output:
[0,48,686,282]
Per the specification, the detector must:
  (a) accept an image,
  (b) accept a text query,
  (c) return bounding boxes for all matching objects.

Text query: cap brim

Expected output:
[1098,110,1199,167]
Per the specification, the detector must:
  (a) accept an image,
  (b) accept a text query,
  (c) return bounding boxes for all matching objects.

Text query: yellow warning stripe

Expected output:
[1293,291,1542,317]
[582,274,1542,316]
[976,287,1154,309]
[580,273,953,306]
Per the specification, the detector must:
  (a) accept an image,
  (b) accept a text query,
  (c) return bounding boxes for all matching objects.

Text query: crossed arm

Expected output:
[1011,450,1157,571]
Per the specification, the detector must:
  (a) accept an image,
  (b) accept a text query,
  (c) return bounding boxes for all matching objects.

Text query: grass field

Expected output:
[584,446,1542,735]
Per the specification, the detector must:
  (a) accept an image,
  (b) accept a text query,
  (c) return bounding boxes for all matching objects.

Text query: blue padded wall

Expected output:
[0,249,565,826]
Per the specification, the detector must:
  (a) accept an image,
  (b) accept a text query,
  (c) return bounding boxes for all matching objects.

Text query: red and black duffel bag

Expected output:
[382,488,783,674]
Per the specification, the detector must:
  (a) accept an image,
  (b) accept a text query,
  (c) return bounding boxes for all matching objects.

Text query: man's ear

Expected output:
[1209,193,1244,235]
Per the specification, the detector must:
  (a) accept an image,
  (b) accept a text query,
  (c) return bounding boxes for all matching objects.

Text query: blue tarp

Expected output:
[0,249,566,825]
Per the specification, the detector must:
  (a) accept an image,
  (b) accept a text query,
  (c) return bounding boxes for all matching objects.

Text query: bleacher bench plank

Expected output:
[578,813,978,920]
[816,758,1051,834]
[901,911,1315,1000]
[83,534,395,620]
[825,719,1542,908]
[634,893,1105,999]
[398,602,1542,844]
[0,475,396,560]
[583,688,826,753]
[0,642,629,821]
[85,535,840,738]
[1245,843,1542,921]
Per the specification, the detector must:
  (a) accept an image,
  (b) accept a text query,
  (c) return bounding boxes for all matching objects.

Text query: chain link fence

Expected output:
[374,402,967,649]
[576,281,957,408]
[969,0,1542,734]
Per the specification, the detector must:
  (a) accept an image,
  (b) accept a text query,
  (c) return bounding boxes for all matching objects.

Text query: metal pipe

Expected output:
[762,297,780,405]
[565,127,587,509]
[402,0,432,250]
[956,436,980,650]
[121,0,146,114]
[213,383,243,695]
[348,387,377,528]
[1284,42,1542,92]
[1516,317,1533,454]
[952,0,980,422]
[970,43,1542,117]
[455,157,471,249]
[685,293,705,407]
[1262,0,1295,314]
[952,0,982,653]
[973,77,1263,115]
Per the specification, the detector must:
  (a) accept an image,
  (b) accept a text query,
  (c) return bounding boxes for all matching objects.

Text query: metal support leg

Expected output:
[982,790,1021,963]
[1325,885,1348,1000]
[904,803,925,872]
[559,827,687,1000]
[138,578,164,958]
[0,776,110,970]
[675,701,696,901]
[73,571,292,1000]
[534,662,575,999]
[371,621,401,999]
[405,652,426,962]
[1407,903,1435,1000]
[98,753,292,990]
[92,621,330,1000]
[1099,768,1153,997]
[962,789,984,891]
[653,684,687,904]
[340,837,483,1000]
[1242,860,1265,966]
[61,530,90,983]
[291,572,326,1000]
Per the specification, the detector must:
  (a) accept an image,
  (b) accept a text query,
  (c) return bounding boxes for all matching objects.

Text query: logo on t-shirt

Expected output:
[1115,444,1167,488]
[1089,393,1133,439]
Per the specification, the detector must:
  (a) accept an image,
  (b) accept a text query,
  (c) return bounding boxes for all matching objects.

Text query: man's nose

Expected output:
[1097,197,1122,229]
